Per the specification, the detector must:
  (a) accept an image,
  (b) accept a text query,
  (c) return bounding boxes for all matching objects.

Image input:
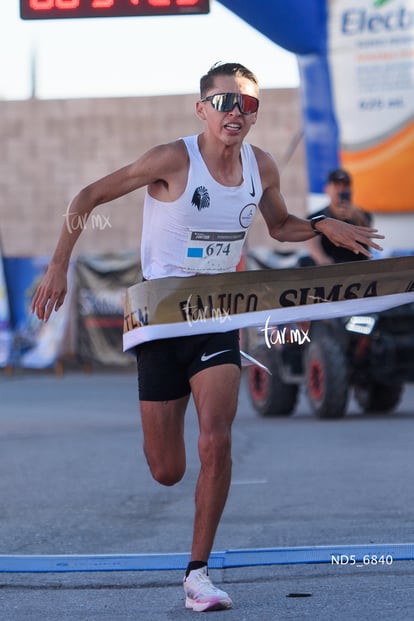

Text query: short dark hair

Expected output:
[200,62,259,97]
[327,169,351,184]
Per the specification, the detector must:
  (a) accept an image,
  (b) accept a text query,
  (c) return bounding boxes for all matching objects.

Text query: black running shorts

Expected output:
[135,330,241,401]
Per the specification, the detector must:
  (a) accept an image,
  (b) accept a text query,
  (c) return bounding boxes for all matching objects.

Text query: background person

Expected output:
[306,168,373,265]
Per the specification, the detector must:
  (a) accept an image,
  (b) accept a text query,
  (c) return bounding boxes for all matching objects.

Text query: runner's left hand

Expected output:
[317,218,384,258]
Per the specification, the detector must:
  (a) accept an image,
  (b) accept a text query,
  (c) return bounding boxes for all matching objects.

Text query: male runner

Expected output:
[32,62,383,612]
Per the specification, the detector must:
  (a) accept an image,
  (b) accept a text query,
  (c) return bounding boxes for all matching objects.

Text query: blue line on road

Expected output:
[1,543,413,573]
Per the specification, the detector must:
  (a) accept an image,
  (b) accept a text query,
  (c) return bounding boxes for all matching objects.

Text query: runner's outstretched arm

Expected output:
[31,143,185,321]
[255,148,384,257]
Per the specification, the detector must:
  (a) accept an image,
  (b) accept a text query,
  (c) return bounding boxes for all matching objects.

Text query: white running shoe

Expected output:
[183,566,233,612]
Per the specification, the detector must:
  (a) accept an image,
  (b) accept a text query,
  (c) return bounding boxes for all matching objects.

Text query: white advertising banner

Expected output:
[328,0,414,212]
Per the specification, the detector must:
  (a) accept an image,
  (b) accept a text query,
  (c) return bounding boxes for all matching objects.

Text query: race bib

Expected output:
[184,230,246,273]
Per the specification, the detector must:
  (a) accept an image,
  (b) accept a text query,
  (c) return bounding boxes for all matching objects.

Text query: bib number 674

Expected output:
[206,243,231,256]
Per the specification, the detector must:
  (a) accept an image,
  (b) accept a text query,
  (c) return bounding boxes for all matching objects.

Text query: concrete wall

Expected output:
[0,89,307,257]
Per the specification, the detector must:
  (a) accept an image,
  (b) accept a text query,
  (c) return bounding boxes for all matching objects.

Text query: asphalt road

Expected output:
[1,369,413,620]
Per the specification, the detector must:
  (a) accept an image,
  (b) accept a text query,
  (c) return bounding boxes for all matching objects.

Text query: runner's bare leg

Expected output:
[189,363,240,562]
[140,395,189,486]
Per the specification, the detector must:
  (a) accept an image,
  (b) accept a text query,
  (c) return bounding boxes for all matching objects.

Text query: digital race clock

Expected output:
[20,0,210,20]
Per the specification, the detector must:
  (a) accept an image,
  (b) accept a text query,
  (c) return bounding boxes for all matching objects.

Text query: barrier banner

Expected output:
[0,243,12,367]
[75,254,141,366]
[123,256,414,349]
[3,257,71,369]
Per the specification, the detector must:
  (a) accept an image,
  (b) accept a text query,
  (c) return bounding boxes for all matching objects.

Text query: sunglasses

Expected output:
[201,92,259,115]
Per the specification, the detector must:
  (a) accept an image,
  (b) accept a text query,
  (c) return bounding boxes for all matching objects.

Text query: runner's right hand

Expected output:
[31,265,68,322]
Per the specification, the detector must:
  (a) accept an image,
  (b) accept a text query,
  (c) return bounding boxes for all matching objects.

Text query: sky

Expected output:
[0,1,299,100]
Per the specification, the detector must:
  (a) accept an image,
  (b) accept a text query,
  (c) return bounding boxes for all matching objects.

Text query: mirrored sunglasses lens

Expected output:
[240,95,258,113]
[210,94,228,111]
[209,93,258,114]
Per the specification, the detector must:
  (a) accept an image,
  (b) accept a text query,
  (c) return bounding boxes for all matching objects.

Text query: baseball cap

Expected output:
[327,169,351,184]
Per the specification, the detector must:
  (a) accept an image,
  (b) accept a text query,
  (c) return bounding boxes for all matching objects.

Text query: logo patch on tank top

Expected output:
[191,186,210,211]
[239,203,257,228]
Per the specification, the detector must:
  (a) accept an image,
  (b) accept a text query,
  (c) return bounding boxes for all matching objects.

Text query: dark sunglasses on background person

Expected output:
[200,92,259,115]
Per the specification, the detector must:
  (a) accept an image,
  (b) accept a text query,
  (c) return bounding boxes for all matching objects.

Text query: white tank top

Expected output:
[141,134,263,279]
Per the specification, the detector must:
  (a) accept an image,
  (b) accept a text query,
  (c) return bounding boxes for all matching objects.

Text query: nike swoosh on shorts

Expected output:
[200,349,232,362]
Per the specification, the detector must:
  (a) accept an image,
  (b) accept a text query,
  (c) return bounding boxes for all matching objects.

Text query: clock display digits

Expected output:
[29,0,54,8]
[55,0,80,7]
[92,0,114,8]
[21,0,209,19]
